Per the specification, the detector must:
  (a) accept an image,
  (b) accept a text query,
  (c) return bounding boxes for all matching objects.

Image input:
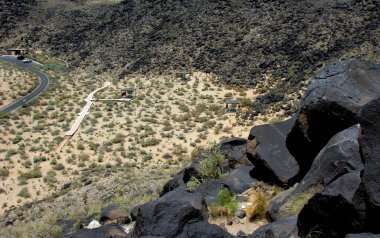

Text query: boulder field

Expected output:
[67,60,380,238]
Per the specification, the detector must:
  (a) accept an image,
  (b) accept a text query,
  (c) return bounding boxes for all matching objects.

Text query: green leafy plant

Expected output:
[199,144,224,180]
[186,177,202,192]
[209,188,238,218]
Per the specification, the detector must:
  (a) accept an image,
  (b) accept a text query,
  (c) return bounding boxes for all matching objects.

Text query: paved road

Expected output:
[0,55,50,113]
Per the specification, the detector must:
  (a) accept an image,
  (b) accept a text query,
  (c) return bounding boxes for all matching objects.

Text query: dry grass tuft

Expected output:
[245,189,268,221]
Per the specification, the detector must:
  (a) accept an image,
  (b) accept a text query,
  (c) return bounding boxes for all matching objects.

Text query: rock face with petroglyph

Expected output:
[247,117,298,185]
[286,60,380,176]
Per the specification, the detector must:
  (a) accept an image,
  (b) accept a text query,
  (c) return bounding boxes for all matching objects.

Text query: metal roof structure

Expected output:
[7,48,28,51]
[121,88,135,93]
[175,70,191,75]
[224,99,241,104]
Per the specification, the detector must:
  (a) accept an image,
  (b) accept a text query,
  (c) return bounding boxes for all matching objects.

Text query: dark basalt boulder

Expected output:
[159,161,201,196]
[194,180,226,206]
[132,197,232,238]
[100,204,129,224]
[346,234,380,238]
[298,172,366,238]
[160,139,252,197]
[286,60,380,177]
[222,166,256,194]
[135,200,202,237]
[65,223,127,238]
[268,124,363,221]
[249,215,299,238]
[220,137,252,168]
[359,98,380,233]
[266,186,296,222]
[177,221,234,238]
[133,185,209,237]
[195,166,255,205]
[247,117,299,185]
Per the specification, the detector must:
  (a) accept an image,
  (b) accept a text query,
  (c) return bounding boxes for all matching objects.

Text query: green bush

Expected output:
[18,166,42,183]
[199,144,224,180]
[11,135,22,144]
[44,170,57,186]
[209,188,238,218]
[186,177,202,192]
[240,98,252,107]
[77,143,85,150]
[111,133,125,144]
[0,167,10,177]
[53,163,65,171]
[18,187,30,198]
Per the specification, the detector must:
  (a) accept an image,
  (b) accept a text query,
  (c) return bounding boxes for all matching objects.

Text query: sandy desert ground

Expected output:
[0,61,39,108]
[0,60,292,214]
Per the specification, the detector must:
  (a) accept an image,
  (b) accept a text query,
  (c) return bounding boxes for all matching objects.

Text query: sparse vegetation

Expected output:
[279,187,320,217]
[18,187,31,198]
[245,190,268,221]
[209,188,238,218]
[0,167,10,177]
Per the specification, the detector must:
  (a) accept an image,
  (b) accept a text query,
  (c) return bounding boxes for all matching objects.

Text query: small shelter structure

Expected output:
[121,88,136,99]
[175,70,191,82]
[225,99,241,113]
[6,48,28,56]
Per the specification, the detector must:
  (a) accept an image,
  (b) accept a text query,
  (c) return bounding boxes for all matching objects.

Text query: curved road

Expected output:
[0,56,50,113]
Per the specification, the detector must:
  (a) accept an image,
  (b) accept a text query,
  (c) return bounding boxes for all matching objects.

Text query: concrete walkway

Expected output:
[65,82,111,136]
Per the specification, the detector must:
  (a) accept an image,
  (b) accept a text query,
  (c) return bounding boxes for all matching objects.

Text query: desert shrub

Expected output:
[18,166,42,183]
[53,163,65,171]
[224,92,233,99]
[209,188,238,218]
[199,144,224,180]
[11,135,22,144]
[0,167,10,177]
[78,153,89,161]
[22,160,32,168]
[44,170,57,186]
[173,145,187,156]
[141,138,161,147]
[239,91,247,96]
[18,187,30,198]
[240,98,252,107]
[143,153,153,162]
[33,156,47,163]
[77,143,85,150]
[2,214,63,238]
[89,142,99,151]
[0,112,9,119]
[245,190,268,221]
[111,133,125,144]
[186,177,202,192]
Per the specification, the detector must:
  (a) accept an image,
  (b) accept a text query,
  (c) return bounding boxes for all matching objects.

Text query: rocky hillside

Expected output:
[1,0,379,114]
[2,59,379,238]
[0,0,37,38]
[44,59,379,238]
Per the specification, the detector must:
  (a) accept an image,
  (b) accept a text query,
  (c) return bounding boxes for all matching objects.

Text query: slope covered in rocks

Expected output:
[1,0,379,115]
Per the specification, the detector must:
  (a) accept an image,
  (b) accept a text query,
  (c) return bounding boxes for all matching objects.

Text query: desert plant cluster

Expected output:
[0,56,282,213]
[0,61,39,107]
